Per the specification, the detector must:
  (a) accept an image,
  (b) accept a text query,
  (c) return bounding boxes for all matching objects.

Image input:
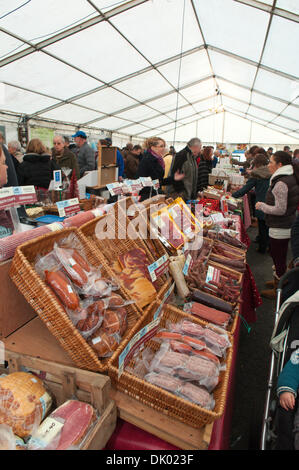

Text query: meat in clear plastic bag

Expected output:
[27,400,98,450]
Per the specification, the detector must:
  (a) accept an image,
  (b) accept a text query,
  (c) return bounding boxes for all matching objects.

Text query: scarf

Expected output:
[150,149,165,171]
[270,164,293,185]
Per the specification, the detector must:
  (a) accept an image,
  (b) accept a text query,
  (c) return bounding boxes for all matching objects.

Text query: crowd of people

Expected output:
[1,130,299,299]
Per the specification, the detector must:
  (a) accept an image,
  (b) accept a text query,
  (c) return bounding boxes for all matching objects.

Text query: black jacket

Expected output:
[197,157,213,192]
[137,151,173,201]
[169,146,198,200]
[17,153,59,189]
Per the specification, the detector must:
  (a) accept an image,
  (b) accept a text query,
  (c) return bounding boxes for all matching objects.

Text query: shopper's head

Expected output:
[0,146,8,187]
[26,138,47,155]
[270,151,299,183]
[187,138,202,157]
[8,140,22,157]
[131,145,142,156]
[253,154,269,168]
[53,135,65,155]
[144,137,166,157]
[248,145,259,157]
[202,146,213,161]
[293,149,299,160]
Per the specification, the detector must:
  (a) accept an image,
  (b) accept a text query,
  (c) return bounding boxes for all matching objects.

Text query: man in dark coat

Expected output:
[168,137,202,201]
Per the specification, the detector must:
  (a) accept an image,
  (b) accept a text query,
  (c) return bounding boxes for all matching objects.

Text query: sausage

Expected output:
[192,348,220,365]
[71,249,91,272]
[190,302,231,327]
[156,351,187,370]
[178,355,218,379]
[202,328,230,349]
[179,320,205,337]
[181,335,206,351]
[45,270,79,310]
[170,340,193,354]
[179,383,214,409]
[155,331,183,341]
[191,289,233,314]
[55,247,88,287]
[145,372,182,393]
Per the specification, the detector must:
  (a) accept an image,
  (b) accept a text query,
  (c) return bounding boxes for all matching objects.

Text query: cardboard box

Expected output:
[100,166,118,186]
[101,147,117,166]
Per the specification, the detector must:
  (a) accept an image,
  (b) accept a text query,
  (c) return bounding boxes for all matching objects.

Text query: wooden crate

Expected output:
[3,351,117,450]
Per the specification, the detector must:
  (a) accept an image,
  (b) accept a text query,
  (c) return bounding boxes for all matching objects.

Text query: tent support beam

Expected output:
[233,0,299,24]
[0,0,149,67]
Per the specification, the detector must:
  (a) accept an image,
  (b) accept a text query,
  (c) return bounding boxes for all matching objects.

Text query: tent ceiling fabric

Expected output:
[0,0,298,144]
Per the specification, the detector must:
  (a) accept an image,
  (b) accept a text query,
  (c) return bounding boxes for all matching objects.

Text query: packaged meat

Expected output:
[170,340,193,354]
[201,326,231,357]
[178,320,205,337]
[178,383,215,410]
[27,400,97,450]
[88,330,119,358]
[72,300,105,338]
[107,293,126,307]
[150,347,187,375]
[53,245,89,288]
[114,307,128,336]
[0,372,52,439]
[192,348,220,365]
[145,372,182,393]
[177,357,219,392]
[187,302,231,328]
[179,355,219,379]
[45,270,79,311]
[191,289,233,314]
[102,310,122,335]
[117,266,156,309]
[0,424,26,450]
[155,331,183,341]
[181,335,206,351]
[169,258,190,299]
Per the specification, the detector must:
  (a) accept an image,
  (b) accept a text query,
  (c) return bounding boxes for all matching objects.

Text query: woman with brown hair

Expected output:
[256,151,299,298]
[197,146,213,192]
[137,137,184,201]
[232,154,271,253]
[17,138,59,190]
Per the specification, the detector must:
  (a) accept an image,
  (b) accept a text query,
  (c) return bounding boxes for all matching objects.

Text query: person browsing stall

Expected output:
[232,154,271,254]
[256,151,299,298]
[168,137,202,201]
[17,139,59,190]
[197,146,213,192]
[72,131,95,178]
[52,135,80,179]
[137,137,184,201]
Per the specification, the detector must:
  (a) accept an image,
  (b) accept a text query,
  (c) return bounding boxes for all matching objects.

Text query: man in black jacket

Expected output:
[168,137,202,201]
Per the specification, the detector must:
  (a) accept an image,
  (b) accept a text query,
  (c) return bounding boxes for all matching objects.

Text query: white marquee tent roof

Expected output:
[0,0,298,145]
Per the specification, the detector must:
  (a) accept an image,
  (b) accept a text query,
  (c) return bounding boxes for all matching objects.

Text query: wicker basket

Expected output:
[108,302,233,428]
[79,214,170,300]
[9,228,141,373]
